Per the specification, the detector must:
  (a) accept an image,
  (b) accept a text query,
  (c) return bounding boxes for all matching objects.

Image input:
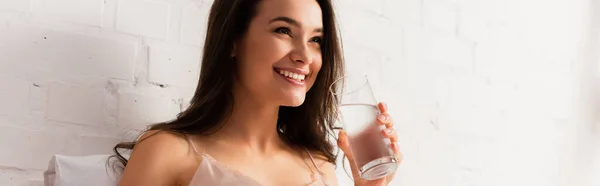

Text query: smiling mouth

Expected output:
[274,68,306,84]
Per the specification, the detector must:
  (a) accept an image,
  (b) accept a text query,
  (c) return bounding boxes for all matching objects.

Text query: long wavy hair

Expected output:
[110,0,344,169]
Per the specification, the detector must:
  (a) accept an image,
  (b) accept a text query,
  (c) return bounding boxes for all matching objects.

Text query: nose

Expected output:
[289,43,313,64]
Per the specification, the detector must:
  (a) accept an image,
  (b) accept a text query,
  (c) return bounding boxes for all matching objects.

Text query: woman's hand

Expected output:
[337,102,402,186]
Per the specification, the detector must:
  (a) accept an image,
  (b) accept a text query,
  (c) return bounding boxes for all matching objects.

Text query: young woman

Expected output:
[113,0,402,185]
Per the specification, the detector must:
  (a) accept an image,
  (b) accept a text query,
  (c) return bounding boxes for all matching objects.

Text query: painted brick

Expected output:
[404,26,474,71]
[164,3,182,43]
[178,88,196,110]
[101,0,118,29]
[0,169,44,186]
[100,79,121,131]
[423,0,457,34]
[47,82,105,126]
[353,0,384,15]
[337,7,402,58]
[435,75,512,137]
[341,42,388,94]
[0,126,79,170]
[0,169,26,186]
[382,0,421,26]
[41,0,104,27]
[455,135,495,171]
[0,75,30,117]
[78,135,121,155]
[180,4,209,47]
[416,132,460,185]
[148,42,201,88]
[457,0,490,42]
[116,0,170,40]
[0,24,137,80]
[0,0,30,12]
[117,92,180,130]
[28,81,47,116]
[0,19,7,30]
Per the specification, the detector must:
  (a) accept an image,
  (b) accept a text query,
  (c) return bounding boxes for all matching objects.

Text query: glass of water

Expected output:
[330,73,398,180]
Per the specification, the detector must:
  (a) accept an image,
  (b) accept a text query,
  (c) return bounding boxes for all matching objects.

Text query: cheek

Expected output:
[309,59,323,84]
[239,37,284,78]
[313,60,323,74]
[313,53,323,74]
[248,30,288,58]
[238,45,294,94]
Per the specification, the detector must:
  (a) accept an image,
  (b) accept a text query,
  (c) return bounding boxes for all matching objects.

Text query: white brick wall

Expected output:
[147,41,201,88]
[0,1,29,13]
[115,0,171,40]
[40,0,105,27]
[0,0,598,185]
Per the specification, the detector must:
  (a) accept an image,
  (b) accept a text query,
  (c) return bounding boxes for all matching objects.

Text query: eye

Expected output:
[310,37,323,45]
[274,27,291,35]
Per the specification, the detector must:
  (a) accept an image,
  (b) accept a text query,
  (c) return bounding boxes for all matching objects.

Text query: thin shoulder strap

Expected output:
[304,148,323,174]
[184,134,201,156]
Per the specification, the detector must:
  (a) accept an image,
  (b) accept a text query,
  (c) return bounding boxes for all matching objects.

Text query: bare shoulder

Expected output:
[135,130,193,157]
[119,130,200,186]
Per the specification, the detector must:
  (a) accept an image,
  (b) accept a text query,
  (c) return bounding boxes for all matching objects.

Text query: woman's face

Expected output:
[234,0,324,107]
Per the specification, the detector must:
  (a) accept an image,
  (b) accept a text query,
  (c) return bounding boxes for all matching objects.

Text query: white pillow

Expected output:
[43,154,123,186]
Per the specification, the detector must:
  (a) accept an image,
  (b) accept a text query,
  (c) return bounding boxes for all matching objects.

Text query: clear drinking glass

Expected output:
[330,73,398,180]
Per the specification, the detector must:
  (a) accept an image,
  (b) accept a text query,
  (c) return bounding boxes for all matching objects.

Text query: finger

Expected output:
[378,102,388,113]
[390,142,401,155]
[337,130,361,177]
[389,142,402,169]
[381,128,398,143]
[377,113,394,128]
[386,145,403,183]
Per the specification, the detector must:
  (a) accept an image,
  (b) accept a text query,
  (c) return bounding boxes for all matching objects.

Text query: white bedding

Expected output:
[43,154,122,186]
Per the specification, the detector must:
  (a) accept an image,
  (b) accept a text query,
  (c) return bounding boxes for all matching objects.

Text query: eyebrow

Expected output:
[268,16,323,33]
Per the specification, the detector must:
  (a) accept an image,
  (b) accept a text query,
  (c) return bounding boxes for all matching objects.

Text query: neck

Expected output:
[213,84,284,155]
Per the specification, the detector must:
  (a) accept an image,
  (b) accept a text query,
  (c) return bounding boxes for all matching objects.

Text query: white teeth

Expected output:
[278,70,305,81]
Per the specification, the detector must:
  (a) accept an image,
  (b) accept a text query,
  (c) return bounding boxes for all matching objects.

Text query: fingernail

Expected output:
[378,115,387,121]
[383,128,392,134]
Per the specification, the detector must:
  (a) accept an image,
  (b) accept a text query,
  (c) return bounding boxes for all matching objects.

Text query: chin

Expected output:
[281,94,306,107]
